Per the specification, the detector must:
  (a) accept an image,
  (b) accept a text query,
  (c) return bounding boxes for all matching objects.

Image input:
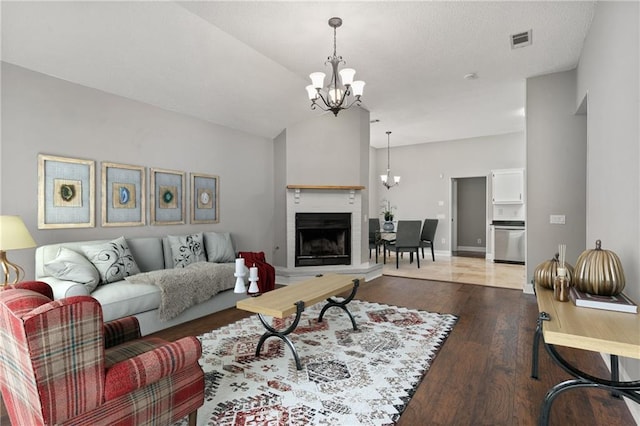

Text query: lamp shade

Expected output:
[339,68,356,86]
[351,80,365,97]
[0,216,37,251]
[309,72,326,89]
[305,85,318,100]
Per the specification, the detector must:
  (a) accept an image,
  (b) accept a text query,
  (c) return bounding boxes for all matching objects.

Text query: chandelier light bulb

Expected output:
[306,17,365,117]
[328,86,344,104]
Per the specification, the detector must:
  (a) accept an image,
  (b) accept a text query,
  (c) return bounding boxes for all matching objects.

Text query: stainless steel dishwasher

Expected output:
[493,221,525,264]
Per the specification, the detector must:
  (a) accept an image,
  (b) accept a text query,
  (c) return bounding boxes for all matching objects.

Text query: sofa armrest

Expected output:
[38,276,90,300]
[104,336,202,400]
[103,317,141,348]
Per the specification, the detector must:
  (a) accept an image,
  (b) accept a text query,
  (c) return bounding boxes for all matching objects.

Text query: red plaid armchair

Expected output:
[0,281,204,425]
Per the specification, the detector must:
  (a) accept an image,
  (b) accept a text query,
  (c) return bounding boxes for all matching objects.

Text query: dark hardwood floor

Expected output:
[1,276,635,425]
[149,276,635,426]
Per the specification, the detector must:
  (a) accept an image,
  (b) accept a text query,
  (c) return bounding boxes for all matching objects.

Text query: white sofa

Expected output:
[35,233,246,335]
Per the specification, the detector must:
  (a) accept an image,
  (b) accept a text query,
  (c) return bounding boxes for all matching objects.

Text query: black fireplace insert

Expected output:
[295,212,351,267]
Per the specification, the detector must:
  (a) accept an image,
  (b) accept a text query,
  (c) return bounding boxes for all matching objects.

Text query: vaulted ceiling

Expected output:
[1,1,595,148]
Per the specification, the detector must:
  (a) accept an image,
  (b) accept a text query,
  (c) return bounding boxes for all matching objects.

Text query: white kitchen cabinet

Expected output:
[492,169,524,204]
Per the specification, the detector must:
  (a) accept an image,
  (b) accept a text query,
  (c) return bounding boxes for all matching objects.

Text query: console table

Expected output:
[531,283,640,425]
[236,273,361,370]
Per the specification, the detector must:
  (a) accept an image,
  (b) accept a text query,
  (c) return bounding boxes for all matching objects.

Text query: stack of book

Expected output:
[569,287,638,314]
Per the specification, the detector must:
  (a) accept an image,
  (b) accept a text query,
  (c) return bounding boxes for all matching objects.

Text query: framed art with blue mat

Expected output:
[151,168,185,225]
[190,172,219,224]
[38,154,95,229]
[101,162,145,227]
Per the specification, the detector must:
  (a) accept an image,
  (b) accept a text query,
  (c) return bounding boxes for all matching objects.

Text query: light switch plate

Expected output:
[550,214,566,224]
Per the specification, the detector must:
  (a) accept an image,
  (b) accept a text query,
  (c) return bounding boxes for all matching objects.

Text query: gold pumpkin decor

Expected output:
[533,253,573,290]
[574,239,625,296]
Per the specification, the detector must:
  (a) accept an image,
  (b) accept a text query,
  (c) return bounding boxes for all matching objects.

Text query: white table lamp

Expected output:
[0,216,37,285]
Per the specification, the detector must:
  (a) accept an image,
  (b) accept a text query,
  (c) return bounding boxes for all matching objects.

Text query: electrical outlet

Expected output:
[441,238,446,244]
[477,238,482,244]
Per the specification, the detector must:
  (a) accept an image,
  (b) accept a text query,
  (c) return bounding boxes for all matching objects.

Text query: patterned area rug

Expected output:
[176,299,457,426]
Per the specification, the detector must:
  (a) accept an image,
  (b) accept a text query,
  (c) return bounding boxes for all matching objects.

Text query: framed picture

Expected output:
[150,168,185,225]
[38,154,95,229]
[101,162,146,227]
[191,172,219,224]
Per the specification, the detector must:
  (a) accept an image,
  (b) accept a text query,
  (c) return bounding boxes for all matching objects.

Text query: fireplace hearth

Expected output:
[295,212,351,267]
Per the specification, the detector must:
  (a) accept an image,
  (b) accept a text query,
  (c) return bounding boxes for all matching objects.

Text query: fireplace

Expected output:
[295,212,351,267]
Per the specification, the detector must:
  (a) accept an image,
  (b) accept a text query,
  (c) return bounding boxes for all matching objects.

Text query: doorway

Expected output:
[451,176,488,258]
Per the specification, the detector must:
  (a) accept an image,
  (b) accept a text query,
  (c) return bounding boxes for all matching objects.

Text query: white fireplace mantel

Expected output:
[286,185,365,190]
[287,185,364,206]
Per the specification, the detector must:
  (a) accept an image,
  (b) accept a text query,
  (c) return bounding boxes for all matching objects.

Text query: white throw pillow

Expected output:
[44,247,101,292]
[168,233,206,268]
[81,236,141,284]
[203,232,236,263]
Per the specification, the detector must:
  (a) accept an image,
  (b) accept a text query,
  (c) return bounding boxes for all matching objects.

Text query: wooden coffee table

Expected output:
[236,273,361,370]
[531,283,640,425]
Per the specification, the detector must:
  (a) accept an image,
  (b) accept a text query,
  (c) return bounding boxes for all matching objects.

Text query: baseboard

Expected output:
[600,353,640,424]
[456,246,486,253]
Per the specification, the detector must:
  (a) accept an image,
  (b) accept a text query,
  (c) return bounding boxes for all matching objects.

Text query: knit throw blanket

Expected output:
[125,262,235,321]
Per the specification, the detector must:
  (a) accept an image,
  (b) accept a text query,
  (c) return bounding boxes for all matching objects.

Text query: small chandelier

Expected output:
[381,131,400,189]
[305,17,365,117]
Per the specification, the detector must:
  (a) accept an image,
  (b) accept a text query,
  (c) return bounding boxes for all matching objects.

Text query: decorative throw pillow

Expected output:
[44,247,101,292]
[203,232,236,263]
[81,236,141,284]
[168,233,206,268]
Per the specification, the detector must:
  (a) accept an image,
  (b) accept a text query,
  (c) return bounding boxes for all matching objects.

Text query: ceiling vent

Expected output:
[511,30,532,49]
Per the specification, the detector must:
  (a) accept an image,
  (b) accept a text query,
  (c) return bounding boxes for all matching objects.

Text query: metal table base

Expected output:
[255,279,359,370]
[531,311,640,425]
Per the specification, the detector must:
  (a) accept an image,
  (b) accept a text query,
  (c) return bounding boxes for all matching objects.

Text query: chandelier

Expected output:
[381,131,400,189]
[305,17,365,117]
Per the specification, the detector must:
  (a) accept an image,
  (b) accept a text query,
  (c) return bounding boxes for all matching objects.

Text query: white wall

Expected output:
[272,129,287,266]
[1,63,275,282]
[277,106,371,267]
[371,132,525,253]
[285,107,369,186]
[576,0,640,406]
[526,69,587,285]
